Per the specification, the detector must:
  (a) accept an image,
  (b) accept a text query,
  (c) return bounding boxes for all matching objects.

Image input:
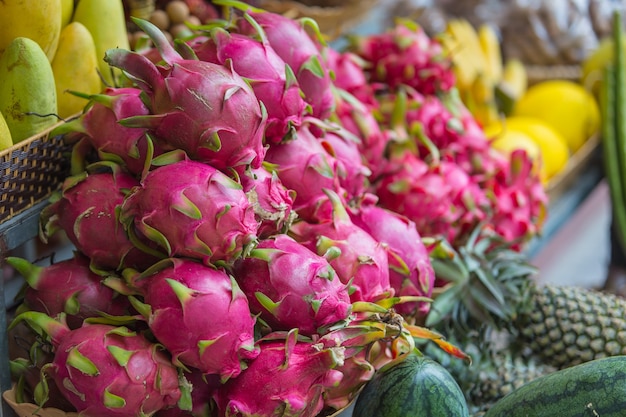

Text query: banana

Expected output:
[478,23,503,85]
[52,22,102,119]
[0,38,58,144]
[470,72,500,127]
[499,59,528,100]
[0,111,13,152]
[72,0,130,87]
[443,19,486,91]
[0,0,63,61]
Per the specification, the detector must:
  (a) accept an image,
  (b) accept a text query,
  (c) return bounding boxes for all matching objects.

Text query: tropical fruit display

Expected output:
[1,1,621,417]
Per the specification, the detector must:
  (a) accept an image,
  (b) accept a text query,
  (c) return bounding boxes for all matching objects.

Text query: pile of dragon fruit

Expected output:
[6,2,547,417]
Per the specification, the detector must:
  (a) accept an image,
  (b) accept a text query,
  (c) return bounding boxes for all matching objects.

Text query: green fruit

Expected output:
[484,356,626,417]
[353,353,469,417]
[0,37,58,144]
[0,111,13,151]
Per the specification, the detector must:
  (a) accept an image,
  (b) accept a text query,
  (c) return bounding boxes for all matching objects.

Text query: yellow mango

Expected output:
[0,38,58,144]
[52,22,101,118]
[72,0,130,87]
[0,111,13,152]
[0,0,62,61]
[61,0,75,27]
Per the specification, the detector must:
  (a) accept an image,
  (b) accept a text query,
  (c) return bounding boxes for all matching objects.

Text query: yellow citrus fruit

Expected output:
[502,116,570,181]
[490,129,544,179]
[512,80,600,153]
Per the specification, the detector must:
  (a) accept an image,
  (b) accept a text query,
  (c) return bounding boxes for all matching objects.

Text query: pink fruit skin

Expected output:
[49,323,181,417]
[290,192,392,303]
[264,125,347,223]
[232,234,352,335]
[40,166,160,272]
[131,258,259,381]
[213,337,343,417]
[238,10,335,119]
[18,254,131,329]
[121,159,259,266]
[191,28,307,144]
[238,165,296,239]
[349,204,435,317]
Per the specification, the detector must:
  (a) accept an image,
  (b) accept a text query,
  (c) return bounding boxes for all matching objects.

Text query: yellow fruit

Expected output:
[72,0,130,87]
[61,0,75,27]
[52,22,101,118]
[0,111,13,152]
[442,19,485,91]
[478,23,503,84]
[581,35,626,98]
[512,80,600,153]
[0,37,58,144]
[503,116,570,181]
[0,0,62,61]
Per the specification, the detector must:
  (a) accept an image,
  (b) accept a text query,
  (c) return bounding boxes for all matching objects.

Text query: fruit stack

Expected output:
[1,1,551,416]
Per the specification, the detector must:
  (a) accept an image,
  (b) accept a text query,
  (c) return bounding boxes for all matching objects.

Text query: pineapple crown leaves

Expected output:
[425,225,537,339]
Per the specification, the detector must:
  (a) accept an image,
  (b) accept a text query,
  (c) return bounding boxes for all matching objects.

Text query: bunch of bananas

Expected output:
[439,18,528,127]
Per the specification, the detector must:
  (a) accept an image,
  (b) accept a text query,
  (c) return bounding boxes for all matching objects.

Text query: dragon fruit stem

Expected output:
[4,257,44,289]
[8,311,70,346]
[130,17,183,66]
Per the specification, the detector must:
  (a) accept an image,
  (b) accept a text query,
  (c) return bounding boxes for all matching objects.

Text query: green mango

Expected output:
[0,37,58,144]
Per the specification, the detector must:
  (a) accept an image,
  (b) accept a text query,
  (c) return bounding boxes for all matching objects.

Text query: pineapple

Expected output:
[424,225,626,402]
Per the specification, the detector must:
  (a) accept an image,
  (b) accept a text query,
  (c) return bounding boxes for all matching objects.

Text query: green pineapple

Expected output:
[424,225,626,401]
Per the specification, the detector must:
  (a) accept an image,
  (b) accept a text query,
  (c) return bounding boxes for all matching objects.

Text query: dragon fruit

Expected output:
[126,257,259,381]
[264,124,347,222]
[104,18,267,170]
[155,370,220,417]
[6,254,131,329]
[9,312,182,417]
[191,26,307,143]
[374,151,490,246]
[236,7,335,119]
[349,204,435,317]
[51,87,162,177]
[349,19,455,95]
[39,161,161,273]
[232,234,352,335]
[333,91,390,179]
[290,190,392,303]
[120,158,258,266]
[318,129,371,203]
[324,47,379,111]
[238,165,297,238]
[323,350,375,410]
[213,329,344,417]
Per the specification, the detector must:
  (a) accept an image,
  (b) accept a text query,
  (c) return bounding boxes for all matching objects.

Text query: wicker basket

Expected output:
[0,121,73,224]
[258,0,378,39]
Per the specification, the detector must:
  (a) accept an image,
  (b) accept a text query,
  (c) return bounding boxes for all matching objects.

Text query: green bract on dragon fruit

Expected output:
[6,2,546,416]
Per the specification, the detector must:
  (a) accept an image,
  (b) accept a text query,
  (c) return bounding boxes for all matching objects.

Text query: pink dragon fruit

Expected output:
[238,164,297,238]
[191,26,307,143]
[264,124,347,222]
[236,7,335,119]
[155,370,220,417]
[213,329,344,417]
[318,129,372,203]
[126,257,259,381]
[104,18,267,170]
[6,254,131,329]
[324,47,379,110]
[39,161,161,273]
[290,190,392,303]
[323,350,375,410]
[349,19,456,95]
[333,91,390,179]
[485,149,548,249]
[232,234,352,335]
[349,204,435,317]
[52,87,162,177]
[120,158,258,266]
[10,312,182,417]
[374,151,490,246]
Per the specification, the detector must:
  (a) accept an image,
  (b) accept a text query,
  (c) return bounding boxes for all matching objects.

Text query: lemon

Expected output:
[490,128,544,179]
[512,80,600,153]
[502,116,570,181]
[0,111,12,152]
